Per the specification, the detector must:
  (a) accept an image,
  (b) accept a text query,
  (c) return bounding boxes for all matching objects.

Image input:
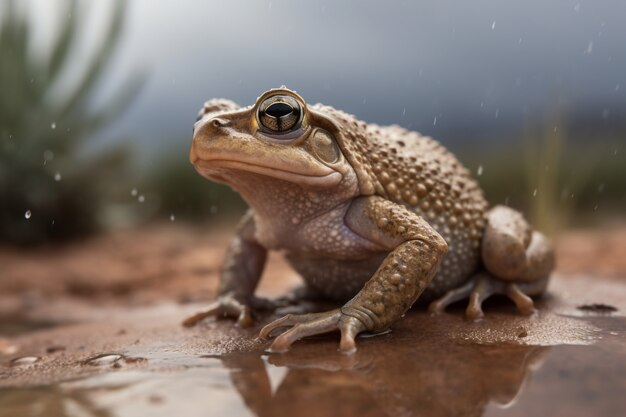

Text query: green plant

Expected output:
[141,143,246,222]
[0,0,143,244]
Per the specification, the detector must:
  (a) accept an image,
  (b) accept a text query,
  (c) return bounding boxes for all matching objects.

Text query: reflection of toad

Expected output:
[187,87,555,352]
[218,339,547,417]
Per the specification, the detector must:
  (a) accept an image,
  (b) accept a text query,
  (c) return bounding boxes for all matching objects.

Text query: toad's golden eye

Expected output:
[258,95,302,133]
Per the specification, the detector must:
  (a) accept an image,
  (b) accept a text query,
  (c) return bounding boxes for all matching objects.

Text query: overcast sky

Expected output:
[21,0,626,154]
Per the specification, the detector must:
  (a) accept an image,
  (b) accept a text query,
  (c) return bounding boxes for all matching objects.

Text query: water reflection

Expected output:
[217,340,547,417]
[0,340,546,417]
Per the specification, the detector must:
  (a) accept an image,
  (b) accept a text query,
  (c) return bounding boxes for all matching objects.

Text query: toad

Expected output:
[185,87,554,353]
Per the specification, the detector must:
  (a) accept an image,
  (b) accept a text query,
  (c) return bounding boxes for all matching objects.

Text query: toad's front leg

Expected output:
[183,210,268,328]
[260,196,448,353]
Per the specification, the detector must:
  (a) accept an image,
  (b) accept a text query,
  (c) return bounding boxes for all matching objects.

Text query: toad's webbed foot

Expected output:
[259,309,367,354]
[183,293,277,328]
[429,272,548,320]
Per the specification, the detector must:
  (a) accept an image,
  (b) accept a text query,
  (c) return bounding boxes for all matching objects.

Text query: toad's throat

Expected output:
[194,159,343,188]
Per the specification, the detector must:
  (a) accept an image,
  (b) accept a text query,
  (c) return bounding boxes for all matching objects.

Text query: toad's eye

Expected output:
[258,95,302,134]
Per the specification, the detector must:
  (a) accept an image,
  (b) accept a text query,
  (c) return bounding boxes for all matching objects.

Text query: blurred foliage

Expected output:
[463,129,625,235]
[0,0,143,244]
[141,144,246,222]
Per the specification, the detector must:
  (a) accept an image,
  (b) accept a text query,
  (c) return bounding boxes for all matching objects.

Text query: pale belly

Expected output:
[284,233,480,304]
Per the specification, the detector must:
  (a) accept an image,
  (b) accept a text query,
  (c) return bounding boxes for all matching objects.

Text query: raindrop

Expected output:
[593,204,598,211]
[210,205,218,214]
[43,150,54,161]
[610,331,618,336]
[477,165,483,176]
[495,109,499,118]
[170,214,175,221]
[138,195,145,203]
[24,210,32,219]
[616,84,621,92]
[402,107,406,116]
[54,172,62,181]
[533,189,538,197]
[433,116,437,126]
[491,21,496,30]
[10,356,41,367]
[597,183,605,193]
[131,188,138,197]
[574,3,581,12]
[51,122,56,130]
[585,41,593,54]
[518,37,523,44]
[84,353,124,366]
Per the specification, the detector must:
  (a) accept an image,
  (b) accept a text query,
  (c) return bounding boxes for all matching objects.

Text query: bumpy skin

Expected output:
[186,87,555,353]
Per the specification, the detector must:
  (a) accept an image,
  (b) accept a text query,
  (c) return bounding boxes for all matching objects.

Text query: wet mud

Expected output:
[0,274,624,417]
[1,226,625,417]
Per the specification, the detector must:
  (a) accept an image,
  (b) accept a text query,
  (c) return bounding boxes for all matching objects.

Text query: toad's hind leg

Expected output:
[481,205,555,283]
[430,205,554,319]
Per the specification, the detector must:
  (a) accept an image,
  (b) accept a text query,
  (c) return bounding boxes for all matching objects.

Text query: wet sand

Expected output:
[1,224,625,417]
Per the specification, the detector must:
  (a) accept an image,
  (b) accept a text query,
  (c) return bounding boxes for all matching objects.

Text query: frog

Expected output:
[185,87,555,354]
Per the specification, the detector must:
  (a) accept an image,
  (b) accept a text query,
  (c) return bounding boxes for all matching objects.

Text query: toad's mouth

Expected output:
[193,159,343,188]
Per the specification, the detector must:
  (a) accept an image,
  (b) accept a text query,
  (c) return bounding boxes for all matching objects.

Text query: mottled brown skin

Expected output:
[185,87,555,353]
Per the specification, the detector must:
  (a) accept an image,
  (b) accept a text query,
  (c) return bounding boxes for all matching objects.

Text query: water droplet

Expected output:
[138,195,145,203]
[51,122,56,130]
[491,21,496,30]
[585,41,593,54]
[210,205,218,214]
[433,116,437,126]
[574,3,581,12]
[54,172,62,181]
[616,84,621,92]
[10,356,41,367]
[610,331,618,336]
[518,37,523,44]
[533,189,538,197]
[43,150,54,161]
[477,165,483,176]
[495,108,499,118]
[170,214,175,221]
[84,353,124,366]
[130,188,138,197]
[402,107,406,116]
[24,210,32,219]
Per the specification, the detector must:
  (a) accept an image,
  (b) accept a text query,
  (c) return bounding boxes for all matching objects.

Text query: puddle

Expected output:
[0,314,624,417]
[0,275,624,417]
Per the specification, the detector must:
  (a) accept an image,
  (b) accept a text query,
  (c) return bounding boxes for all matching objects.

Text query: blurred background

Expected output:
[1,0,625,245]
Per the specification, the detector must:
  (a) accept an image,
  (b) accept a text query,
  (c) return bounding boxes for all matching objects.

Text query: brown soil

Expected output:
[1,223,624,314]
[0,223,625,417]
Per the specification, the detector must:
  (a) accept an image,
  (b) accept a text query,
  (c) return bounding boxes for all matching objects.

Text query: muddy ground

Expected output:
[0,223,625,417]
